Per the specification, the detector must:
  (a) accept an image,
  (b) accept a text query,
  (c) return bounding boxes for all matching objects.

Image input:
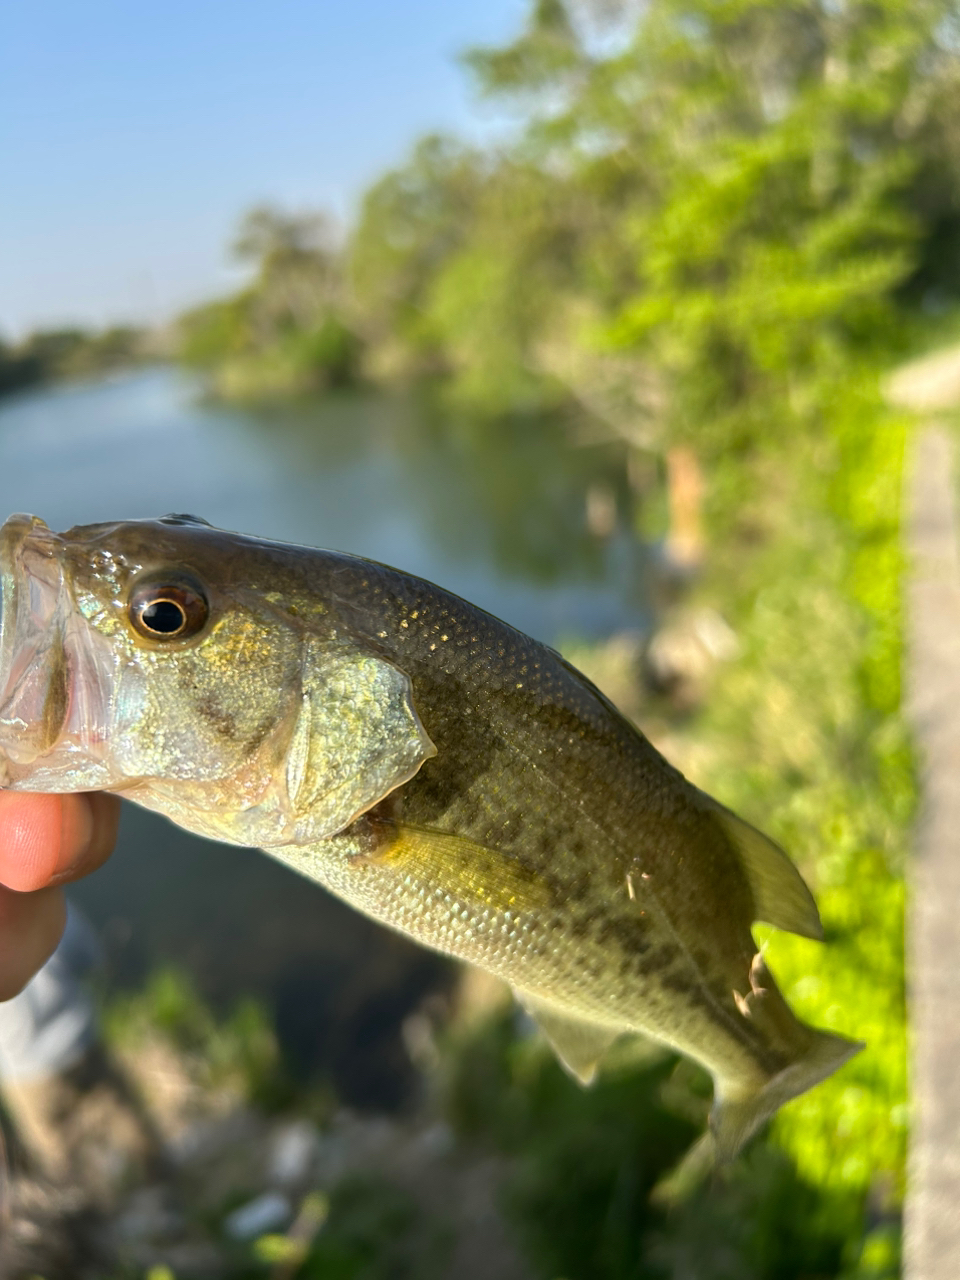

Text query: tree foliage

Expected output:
[346,0,960,446]
[178,205,360,397]
[0,324,148,395]
[187,1,960,429]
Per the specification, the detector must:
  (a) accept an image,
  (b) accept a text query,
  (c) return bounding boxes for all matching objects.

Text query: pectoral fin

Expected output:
[513,990,620,1085]
[282,645,436,843]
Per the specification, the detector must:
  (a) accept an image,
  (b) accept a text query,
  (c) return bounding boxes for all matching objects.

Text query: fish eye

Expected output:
[129,577,209,642]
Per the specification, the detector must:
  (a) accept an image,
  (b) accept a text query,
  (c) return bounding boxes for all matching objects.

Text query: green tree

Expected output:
[348,136,490,379]
[178,204,361,395]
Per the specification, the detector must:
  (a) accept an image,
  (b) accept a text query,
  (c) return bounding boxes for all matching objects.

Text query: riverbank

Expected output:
[0,325,155,398]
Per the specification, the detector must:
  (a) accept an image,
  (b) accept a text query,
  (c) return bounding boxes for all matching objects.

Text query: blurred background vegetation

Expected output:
[0,324,154,394]
[6,0,960,1274]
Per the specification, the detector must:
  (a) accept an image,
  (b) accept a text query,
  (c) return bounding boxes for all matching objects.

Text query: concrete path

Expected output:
[888,341,960,415]
[904,424,960,1279]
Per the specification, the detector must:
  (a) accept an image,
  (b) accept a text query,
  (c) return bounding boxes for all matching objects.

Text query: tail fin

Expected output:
[711,1027,864,1161]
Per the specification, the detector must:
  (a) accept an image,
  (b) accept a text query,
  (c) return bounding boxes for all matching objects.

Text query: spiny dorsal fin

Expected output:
[513,989,620,1084]
[710,804,823,941]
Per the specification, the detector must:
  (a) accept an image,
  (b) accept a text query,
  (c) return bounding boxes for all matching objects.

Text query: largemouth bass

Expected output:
[0,513,861,1158]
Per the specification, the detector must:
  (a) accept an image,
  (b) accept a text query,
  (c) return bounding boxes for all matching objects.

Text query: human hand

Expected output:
[0,793,120,999]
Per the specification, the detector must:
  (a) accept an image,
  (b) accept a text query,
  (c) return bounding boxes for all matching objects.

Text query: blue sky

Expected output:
[0,0,525,336]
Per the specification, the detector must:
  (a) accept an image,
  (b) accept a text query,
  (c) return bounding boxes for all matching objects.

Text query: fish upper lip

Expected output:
[0,514,66,773]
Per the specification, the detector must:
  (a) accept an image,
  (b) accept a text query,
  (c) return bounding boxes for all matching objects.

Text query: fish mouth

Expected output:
[0,515,72,781]
[0,514,137,792]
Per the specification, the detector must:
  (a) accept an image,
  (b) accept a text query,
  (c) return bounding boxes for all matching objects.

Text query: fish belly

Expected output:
[265,831,771,1090]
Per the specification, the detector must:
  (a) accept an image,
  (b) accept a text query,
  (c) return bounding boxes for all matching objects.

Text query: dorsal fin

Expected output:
[513,990,620,1084]
[710,804,823,941]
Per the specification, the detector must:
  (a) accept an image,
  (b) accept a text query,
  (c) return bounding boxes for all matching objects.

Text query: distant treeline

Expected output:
[0,325,150,397]
[177,0,960,456]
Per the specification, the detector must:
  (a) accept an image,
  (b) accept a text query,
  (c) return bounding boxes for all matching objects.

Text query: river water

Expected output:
[0,367,648,1102]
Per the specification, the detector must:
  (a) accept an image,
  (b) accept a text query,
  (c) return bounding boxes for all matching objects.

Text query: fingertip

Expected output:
[0,792,65,891]
[57,792,96,874]
[0,792,121,892]
[56,792,121,883]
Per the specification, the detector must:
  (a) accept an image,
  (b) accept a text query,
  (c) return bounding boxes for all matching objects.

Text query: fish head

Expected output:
[0,514,435,848]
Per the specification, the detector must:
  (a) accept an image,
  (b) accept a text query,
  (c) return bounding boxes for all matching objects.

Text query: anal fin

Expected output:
[513,990,620,1085]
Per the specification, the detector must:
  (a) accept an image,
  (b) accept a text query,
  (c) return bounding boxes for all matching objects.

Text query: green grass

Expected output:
[687,371,910,1275]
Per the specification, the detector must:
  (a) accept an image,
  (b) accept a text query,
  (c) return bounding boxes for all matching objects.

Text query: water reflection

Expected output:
[250,388,639,592]
[207,383,648,638]
[0,368,647,638]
